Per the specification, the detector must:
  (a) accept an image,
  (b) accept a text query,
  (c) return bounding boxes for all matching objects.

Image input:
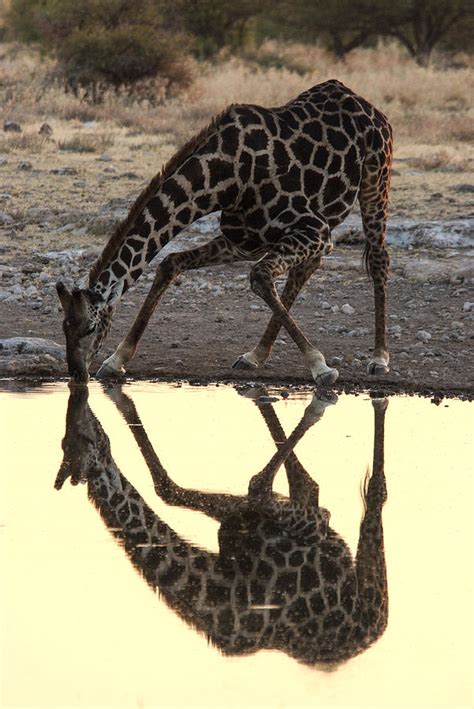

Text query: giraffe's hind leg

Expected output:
[96,235,241,378]
[232,255,322,370]
[359,135,392,376]
[246,215,338,387]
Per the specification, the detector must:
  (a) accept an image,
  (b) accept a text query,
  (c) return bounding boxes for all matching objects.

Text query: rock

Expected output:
[50,166,78,176]
[341,303,355,315]
[96,154,113,162]
[463,302,474,312]
[39,123,53,136]
[0,337,66,376]
[0,157,8,166]
[416,330,432,342]
[257,395,279,404]
[321,301,331,310]
[331,305,340,314]
[452,184,474,193]
[347,327,369,337]
[120,171,140,179]
[388,324,402,335]
[0,212,13,225]
[4,121,21,133]
[17,161,32,171]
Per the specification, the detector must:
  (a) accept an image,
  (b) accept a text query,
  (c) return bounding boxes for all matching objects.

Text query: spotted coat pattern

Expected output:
[57,79,393,382]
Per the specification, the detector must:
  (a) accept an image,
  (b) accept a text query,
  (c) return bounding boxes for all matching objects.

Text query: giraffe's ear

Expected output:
[56,281,72,311]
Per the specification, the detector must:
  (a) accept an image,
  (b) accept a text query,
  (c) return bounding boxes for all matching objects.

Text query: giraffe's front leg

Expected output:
[96,253,179,379]
[96,236,242,379]
[233,257,323,371]
[246,221,338,387]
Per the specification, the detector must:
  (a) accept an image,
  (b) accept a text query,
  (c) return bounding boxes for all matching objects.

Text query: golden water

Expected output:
[1,382,473,708]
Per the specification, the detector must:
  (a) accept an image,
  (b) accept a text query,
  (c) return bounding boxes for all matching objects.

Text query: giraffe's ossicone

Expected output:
[56,80,392,383]
[56,385,389,665]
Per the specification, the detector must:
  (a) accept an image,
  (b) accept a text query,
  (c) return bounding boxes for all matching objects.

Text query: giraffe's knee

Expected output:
[250,263,273,298]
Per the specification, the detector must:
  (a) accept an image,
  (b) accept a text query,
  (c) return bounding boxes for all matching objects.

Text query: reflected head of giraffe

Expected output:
[56,282,112,381]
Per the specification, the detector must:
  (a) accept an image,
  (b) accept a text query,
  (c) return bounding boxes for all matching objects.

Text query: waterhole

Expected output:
[1,382,472,708]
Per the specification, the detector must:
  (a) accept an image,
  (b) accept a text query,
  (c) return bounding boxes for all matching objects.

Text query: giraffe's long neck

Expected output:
[88,456,212,610]
[88,112,239,304]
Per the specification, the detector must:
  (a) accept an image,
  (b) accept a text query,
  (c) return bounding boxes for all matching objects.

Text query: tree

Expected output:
[169,0,270,58]
[372,0,473,66]
[262,0,375,59]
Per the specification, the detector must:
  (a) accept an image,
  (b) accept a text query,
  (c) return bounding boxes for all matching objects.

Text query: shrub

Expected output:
[7,0,193,101]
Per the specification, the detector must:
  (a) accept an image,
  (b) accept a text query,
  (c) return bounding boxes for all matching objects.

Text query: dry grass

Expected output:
[0,132,49,153]
[407,150,467,171]
[58,132,115,153]
[0,40,473,154]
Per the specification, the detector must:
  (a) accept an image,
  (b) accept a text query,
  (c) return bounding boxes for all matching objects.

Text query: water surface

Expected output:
[1,382,473,708]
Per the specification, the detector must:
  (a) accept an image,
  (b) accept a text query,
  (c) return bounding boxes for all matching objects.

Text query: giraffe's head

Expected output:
[56,282,112,381]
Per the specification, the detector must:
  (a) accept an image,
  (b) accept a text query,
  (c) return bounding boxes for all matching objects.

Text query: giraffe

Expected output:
[56,384,389,665]
[56,79,393,384]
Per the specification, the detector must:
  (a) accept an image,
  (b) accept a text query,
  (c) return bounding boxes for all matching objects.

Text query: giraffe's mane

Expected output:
[88,104,235,288]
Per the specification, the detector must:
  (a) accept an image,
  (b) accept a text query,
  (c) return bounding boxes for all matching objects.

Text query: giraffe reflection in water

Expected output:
[56,386,388,666]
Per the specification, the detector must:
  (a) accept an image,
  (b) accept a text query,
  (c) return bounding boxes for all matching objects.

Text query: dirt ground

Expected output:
[0,137,473,399]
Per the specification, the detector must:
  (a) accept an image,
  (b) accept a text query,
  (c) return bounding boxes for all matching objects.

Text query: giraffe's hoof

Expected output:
[367,361,389,376]
[232,354,259,370]
[95,363,126,380]
[371,397,389,412]
[313,368,339,388]
[303,391,338,424]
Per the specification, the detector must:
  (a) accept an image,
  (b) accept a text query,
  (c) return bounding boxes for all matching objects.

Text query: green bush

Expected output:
[7,0,193,100]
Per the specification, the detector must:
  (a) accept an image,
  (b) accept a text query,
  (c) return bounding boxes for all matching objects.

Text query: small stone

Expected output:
[331,305,340,314]
[50,166,78,176]
[341,303,355,315]
[257,395,279,404]
[416,330,432,342]
[170,342,180,349]
[175,359,184,366]
[328,356,342,366]
[462,302,474,312]
[352,358,362,367]
[39,123,53,136]
[451,321,464,329]
[388,324,402,335]
[321,301,331,310]
[17,161,32,171]
[96,154,113,162]
[4,121,22,133]
[453,184,474,193]
[0,157,8,166]
[0,212,13,225]
[347,327,369,337]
